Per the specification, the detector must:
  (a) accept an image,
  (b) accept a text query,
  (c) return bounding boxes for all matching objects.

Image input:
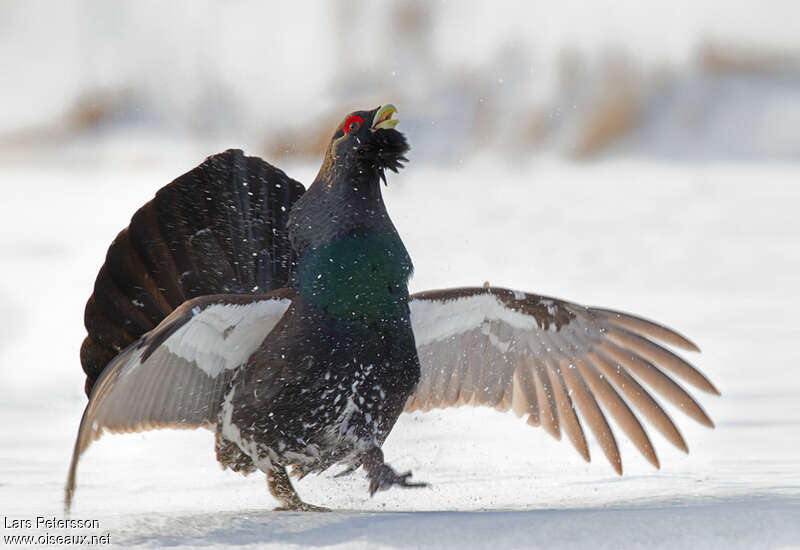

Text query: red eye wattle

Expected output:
[344,115,363,134]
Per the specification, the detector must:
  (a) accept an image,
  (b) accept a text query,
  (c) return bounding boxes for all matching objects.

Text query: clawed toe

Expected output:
[334,465,358,478]
[275,502,331,512]
[368,466,428,496]
[267,467,330,512]
[393,471,428,489]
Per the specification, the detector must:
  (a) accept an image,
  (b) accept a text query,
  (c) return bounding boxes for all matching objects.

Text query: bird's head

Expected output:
[288,105,410,252]
[321,104,410,185]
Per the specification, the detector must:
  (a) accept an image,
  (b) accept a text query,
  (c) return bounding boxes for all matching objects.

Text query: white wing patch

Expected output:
[410,293,554,347]
[163,299,291,377]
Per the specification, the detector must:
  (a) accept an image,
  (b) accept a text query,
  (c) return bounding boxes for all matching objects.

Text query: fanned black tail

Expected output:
[80,149,306,396]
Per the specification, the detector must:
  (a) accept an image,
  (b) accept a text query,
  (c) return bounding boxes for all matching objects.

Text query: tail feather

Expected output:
[80,149,305,395]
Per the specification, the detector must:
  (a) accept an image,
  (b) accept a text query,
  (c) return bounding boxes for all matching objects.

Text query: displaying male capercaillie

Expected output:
[67,105,719,512]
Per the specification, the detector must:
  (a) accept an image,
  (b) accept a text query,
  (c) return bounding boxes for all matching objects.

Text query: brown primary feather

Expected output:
[597,340,714,427]
[484,323,517,408]
[592,308,700,352]
[557,357,622,474]
[557,326,661,468]
[590,350,689,453]
[468,332,491,406]
[512,360,539,424]
[603,325,719,395]
[576,357,660,468]
[530,356,561,438]
[444,336,468,406]
[540,321,621,471]
[545,359,590,462]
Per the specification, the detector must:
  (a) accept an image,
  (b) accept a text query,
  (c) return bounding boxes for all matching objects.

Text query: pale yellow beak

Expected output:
[372,104,399,131]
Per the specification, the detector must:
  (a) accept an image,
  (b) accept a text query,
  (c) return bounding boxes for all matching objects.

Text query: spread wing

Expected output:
[406,286,719,474]
[66,291,293,509]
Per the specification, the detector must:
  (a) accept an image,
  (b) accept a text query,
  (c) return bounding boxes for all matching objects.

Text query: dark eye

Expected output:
[344,115,363,134]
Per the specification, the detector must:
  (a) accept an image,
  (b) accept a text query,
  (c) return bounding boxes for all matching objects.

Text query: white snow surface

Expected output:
[1,153,799,548]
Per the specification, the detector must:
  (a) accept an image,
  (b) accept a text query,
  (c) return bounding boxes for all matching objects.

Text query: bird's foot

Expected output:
[267,466,330,512]
[274,500,331,513]
[367,463,428,496]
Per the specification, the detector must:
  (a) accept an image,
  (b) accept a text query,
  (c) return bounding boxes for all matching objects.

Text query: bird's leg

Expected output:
[267,467,330,512]
[361,446,428,496]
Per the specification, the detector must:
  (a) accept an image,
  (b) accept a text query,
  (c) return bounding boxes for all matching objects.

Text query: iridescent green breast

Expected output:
[293,233,413,322]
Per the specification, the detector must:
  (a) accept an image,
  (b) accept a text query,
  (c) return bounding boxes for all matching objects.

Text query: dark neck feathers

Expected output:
[287,169,396,253]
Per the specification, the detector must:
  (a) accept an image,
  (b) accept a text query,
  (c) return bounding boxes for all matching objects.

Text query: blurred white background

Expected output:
[1,2,799,549]
[3,0,800,163]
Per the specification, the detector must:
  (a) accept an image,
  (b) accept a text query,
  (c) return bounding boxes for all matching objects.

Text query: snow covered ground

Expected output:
[1,151,799,548]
